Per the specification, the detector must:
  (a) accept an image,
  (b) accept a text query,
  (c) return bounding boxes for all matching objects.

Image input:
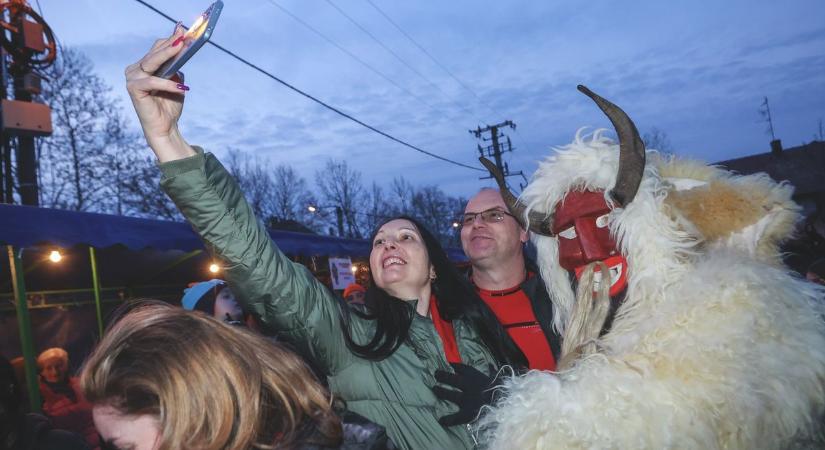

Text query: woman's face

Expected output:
[93,404,160,450]
[213,287,243,322]
[40,358,67,383]
[369,219,433,298]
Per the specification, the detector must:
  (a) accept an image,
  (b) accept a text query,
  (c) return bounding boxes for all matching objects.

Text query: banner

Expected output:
[328,257,355,290]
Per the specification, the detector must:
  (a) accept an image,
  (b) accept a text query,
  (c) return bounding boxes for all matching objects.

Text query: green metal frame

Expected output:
[89,247,104,338]
[3,244,205,409]
[7,245,42,412]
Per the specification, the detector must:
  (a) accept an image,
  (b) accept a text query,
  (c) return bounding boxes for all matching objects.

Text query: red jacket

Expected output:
[40,377,99,448]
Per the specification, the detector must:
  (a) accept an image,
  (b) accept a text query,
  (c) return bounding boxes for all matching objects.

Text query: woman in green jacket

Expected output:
[124,27,526,450]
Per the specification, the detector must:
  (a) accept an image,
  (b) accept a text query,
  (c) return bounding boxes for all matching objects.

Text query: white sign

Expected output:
[328,257,355,290]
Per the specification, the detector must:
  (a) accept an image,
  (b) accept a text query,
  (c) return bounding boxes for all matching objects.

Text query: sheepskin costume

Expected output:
[477,129,825,449]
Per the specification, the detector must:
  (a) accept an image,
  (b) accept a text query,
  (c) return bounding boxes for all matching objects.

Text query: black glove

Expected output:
[432,363,499,426]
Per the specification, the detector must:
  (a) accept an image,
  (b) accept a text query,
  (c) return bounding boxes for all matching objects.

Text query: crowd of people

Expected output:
[3,24,824,450]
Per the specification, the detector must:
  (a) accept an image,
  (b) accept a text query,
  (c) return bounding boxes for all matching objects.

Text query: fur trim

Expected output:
[480,132,825,449]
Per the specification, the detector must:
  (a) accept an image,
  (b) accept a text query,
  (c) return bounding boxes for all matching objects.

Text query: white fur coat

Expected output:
[477,130,825,449]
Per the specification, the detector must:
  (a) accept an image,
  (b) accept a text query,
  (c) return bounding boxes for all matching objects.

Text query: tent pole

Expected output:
[89,246,104,338]
[7,245,42,412]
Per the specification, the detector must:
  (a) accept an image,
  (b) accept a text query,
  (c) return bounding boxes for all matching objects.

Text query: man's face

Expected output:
[552,190,627,296]
[461,190,528,269]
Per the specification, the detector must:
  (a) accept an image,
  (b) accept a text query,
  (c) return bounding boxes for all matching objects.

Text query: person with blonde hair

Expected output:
[36,347,98,448]
[80,301,393,450]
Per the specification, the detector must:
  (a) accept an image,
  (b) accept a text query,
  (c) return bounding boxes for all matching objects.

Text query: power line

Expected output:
[131,0,484,172]
[364,0,535,155]
[265,0,436,112]
[324,0,481,121]
[364,0,491,114]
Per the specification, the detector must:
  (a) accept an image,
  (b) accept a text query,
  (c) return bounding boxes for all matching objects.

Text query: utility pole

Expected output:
[0,0,56,205]
[470,120,527,190]
[759,96,785,154]
[760,97,776,141]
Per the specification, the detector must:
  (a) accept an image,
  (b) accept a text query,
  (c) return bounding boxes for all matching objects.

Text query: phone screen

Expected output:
[154,1,223,79]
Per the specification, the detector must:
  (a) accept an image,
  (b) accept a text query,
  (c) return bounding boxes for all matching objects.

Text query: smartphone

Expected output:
[154,1,224,79]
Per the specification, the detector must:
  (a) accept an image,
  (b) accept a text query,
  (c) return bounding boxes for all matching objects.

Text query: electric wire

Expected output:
[265,0,437,112]
[131,0,484,172]
[324,0,482,122]
[364,0,535,155]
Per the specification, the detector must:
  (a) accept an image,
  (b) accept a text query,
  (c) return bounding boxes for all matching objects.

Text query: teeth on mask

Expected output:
[593,263,622,288]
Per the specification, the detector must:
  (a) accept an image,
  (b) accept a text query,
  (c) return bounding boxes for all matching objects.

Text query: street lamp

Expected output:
[308,204,345,237]
[48,249,62,263]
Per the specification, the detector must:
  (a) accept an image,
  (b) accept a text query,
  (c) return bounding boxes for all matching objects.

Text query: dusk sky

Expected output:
[38,0,825,198]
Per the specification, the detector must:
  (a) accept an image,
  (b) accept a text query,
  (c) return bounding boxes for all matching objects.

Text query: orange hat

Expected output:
[343,283,366,298]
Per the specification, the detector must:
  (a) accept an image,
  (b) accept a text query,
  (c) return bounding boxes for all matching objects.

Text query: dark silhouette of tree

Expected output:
[316,159,365,238]
[642,127,673,154]
[38,46,174,217]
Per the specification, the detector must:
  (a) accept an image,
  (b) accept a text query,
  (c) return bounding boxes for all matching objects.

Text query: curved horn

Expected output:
[479,157,555,236]
[577,85,646,207]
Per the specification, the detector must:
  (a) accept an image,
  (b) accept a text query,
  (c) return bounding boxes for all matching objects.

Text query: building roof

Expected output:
[715,141,825,196]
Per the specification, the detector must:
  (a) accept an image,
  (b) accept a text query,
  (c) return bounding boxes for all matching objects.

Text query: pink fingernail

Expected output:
[172,36,184,47]
[176,83,190,91]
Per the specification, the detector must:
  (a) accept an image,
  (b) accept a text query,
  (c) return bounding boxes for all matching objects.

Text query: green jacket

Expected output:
[159,149,498,450]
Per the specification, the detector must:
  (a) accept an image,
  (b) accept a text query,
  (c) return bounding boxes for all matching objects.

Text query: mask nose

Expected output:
[574,217,612,263]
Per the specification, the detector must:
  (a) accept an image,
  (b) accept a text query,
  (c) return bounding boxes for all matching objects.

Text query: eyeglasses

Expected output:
[461,208,515,226]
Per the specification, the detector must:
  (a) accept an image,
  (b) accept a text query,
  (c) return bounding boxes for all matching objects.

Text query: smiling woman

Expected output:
[121,24,526,449]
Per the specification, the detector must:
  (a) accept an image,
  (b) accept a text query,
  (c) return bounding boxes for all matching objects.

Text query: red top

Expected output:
[477,281,556,371]
[40,376,100,448]
[430,294,462,364]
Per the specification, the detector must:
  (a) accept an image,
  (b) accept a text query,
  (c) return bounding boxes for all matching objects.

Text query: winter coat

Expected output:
[38,377,98,448]
[159,148,498,450]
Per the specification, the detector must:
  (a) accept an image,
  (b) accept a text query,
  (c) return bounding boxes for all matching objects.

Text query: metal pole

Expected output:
[89,246,104,338]
[7,245,42,412]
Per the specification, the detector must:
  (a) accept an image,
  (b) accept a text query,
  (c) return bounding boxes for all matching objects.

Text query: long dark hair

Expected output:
[340,216,527,369]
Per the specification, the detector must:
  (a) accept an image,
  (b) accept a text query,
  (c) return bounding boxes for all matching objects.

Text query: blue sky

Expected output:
[37,0,825,198]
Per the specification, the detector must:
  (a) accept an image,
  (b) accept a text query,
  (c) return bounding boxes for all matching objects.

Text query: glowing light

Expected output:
[186,15,205,37]
[307,205,318,213]
[48,250,62,263]
[209,263,220,273]
[350,265,358,273]
[452,221,460,228]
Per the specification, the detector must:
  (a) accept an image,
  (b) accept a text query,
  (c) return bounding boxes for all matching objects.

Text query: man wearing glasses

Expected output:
[460,188,560,370]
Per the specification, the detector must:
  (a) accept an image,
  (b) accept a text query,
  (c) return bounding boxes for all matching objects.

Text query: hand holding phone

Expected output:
[154,1,223,79]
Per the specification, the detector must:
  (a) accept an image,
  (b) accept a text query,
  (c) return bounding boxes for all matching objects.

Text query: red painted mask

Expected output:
[552,190,628,297]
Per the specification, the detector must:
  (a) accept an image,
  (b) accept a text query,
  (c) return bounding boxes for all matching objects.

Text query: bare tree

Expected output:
[117,152,183,220]
[315,159,364,238]
[388,176,415,216]
[225,149,323,232]
[642,127,673,154]
[361,182,390,233]
[271,164,324,231]
[410,185,464,247]
[224,148,278,220]
[39,46,136,212]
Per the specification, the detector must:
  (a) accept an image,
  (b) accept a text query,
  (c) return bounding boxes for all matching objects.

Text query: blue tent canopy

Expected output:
[0,203,467,260]
[0,203,371,256]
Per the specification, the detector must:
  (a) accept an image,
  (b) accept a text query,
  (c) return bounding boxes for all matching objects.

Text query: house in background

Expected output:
[716,139,825,273]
